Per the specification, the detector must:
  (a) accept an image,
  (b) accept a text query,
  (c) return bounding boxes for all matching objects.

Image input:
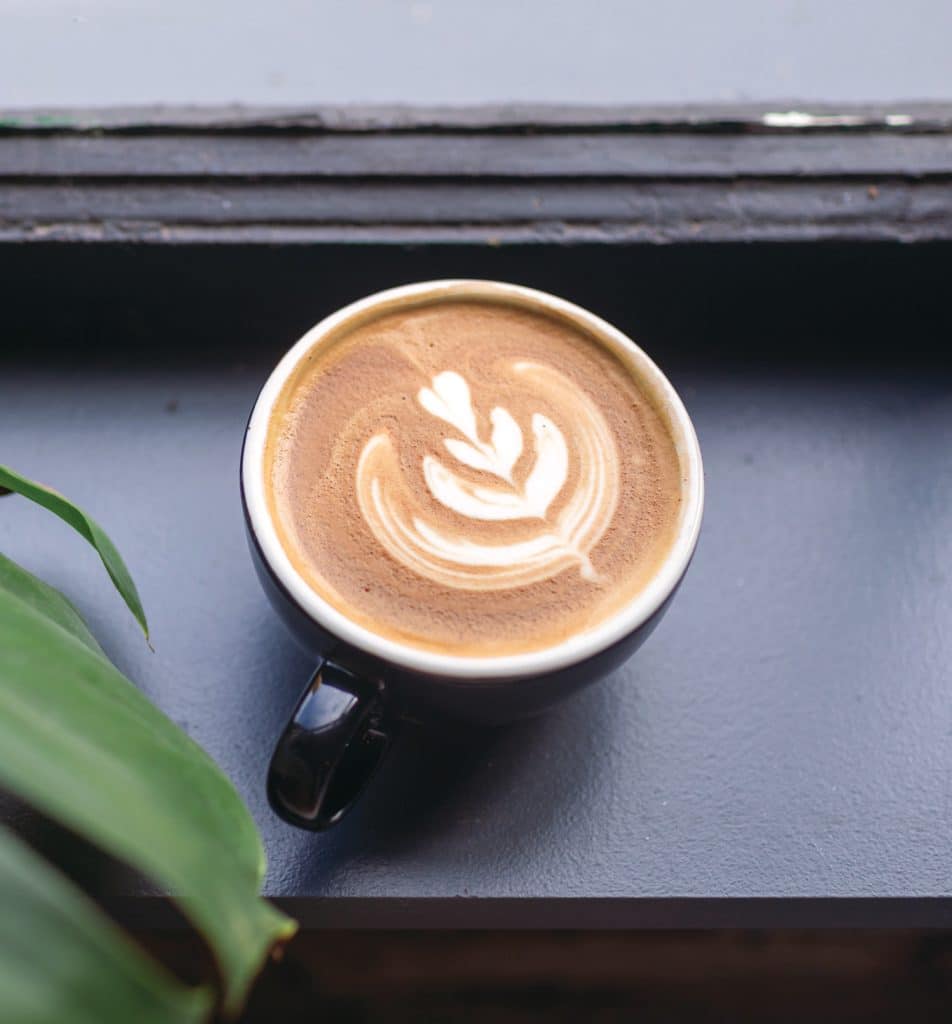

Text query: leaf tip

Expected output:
[140,618,154,651]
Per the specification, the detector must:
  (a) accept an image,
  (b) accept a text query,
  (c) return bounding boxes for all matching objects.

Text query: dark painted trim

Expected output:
[6,132,952,178]
[2,181,946,246]
[2,102,952,132]
[114,896,952,930]
[1,103,951,244]
[277,898,952,930]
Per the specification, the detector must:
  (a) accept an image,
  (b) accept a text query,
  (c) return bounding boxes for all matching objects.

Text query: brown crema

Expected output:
[265,296,683,657]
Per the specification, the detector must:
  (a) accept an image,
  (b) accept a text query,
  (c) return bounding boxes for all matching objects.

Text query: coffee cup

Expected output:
[241,280,703,829]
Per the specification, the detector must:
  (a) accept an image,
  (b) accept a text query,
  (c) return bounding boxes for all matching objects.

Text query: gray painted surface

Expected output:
[9,132,952,178]
[1,0,952,107]
[7,116,952,246]
[3,305,952,921]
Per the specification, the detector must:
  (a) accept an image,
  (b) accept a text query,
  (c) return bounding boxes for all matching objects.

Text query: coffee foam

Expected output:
[265,298,682,657]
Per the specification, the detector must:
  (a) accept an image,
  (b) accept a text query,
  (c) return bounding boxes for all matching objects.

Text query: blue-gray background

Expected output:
[2,0,952,107]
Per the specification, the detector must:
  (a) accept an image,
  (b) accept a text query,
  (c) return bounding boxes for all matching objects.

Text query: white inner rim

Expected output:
[242,280,704,680]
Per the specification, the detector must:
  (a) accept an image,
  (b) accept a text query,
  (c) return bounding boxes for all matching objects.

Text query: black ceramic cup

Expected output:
[241,280,703,830]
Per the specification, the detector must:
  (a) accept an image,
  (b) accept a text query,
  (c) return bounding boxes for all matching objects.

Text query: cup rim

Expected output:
[241,279,704,680]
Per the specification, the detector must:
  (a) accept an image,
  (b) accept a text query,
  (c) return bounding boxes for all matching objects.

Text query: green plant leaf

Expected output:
[0,585,296,1014]
[0,825,213,1024]
[0,551,104,655]
[0,464,148,638]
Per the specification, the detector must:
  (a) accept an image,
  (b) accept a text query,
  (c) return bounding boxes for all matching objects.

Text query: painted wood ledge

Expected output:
[1,104,951,244]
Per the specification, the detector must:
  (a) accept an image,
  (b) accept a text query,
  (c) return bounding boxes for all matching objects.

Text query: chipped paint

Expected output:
[763,110,914,129]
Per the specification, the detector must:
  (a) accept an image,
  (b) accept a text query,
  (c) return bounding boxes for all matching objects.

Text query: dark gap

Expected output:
[229,929,952,1023]
[2,242,951,373]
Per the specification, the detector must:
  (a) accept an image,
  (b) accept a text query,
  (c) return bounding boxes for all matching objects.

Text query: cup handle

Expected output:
[267,660,392,830]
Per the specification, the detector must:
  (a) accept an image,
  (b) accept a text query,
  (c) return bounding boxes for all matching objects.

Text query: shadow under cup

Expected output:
[240,279,704,830]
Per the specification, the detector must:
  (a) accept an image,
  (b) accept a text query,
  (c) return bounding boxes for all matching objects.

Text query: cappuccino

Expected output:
[264,292,683,657]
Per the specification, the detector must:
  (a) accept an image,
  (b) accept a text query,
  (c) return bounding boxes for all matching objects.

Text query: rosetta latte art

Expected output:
[355,362,620,590]
[268,298,684,655]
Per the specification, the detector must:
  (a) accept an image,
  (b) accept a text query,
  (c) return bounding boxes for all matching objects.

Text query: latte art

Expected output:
[356,364,618,589]
[265,296,683,657]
